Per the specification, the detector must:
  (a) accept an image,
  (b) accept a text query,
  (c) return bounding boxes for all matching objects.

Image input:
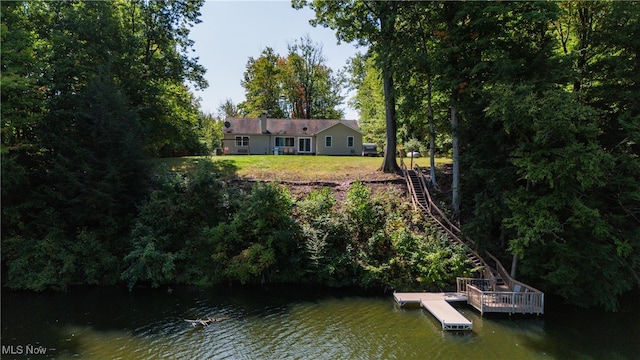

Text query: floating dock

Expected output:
[394,292,472,331]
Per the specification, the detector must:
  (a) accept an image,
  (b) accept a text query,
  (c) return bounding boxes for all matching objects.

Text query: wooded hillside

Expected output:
[2,1,638,310]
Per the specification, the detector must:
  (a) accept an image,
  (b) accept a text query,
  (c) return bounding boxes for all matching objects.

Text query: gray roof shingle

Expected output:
[224,118,360,135]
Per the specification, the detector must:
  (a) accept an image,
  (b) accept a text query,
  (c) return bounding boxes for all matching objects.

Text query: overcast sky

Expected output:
[189,0,363,119]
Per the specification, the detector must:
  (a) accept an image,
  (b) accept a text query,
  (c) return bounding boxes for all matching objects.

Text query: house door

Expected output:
[298,137,312,153]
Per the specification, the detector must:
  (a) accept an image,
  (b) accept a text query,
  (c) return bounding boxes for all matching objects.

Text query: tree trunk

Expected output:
[379,72,400,173]
[378,2,400,174]
[451,100,460,213]
[427,77,437,186]
[510,254,518,279]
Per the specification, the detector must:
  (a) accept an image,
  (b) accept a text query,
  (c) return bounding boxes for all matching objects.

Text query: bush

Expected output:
[121,160,229,289]
[204,182,303,284]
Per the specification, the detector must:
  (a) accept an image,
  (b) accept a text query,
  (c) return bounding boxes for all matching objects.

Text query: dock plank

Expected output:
[421,300,472,330]
[394,292,472,331]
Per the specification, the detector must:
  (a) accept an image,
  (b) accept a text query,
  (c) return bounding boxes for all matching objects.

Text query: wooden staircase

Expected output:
[404,167,486,277]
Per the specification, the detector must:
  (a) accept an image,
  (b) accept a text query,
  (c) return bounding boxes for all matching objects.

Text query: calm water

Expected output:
[1,285,638,359]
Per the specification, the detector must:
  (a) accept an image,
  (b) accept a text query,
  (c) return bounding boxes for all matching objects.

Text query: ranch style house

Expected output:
[222,114,363,156]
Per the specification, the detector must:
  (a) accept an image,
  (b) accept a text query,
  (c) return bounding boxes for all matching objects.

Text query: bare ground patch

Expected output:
[233,171,407,203]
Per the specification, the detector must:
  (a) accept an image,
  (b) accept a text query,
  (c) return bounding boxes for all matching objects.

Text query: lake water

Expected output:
[1,285,638,359]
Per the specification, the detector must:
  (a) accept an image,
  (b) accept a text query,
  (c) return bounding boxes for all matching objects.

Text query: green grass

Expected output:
[149,155,451,182]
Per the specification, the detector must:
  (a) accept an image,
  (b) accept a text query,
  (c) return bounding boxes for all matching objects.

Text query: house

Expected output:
[222,114,363,156]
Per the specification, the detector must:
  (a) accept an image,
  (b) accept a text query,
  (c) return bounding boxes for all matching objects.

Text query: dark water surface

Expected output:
[1,285,638,359]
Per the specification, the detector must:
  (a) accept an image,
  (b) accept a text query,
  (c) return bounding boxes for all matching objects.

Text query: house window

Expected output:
[347,136,354,147]
[235,136,249,147]
[325,136,332,147]
[275,137,294,147]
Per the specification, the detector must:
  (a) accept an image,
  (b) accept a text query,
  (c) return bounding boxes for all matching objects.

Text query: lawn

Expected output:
[149,155,451,182]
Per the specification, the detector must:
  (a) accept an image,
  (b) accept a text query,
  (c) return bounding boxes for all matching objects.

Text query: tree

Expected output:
[1,0,208,290]
[121,160,230,289]
[574,1,640,299]
[287,35,325,119]
[485,85,633,310]
[197,111,223,153]
[432,2,562,216]
[206,183,303,284]
[295,0,401,173]
[392,1,445,185]
[240,41,345,119]
[217,98,240,118]
[240,47,286,118]
[115,0,208,156]
[347,53,386,146]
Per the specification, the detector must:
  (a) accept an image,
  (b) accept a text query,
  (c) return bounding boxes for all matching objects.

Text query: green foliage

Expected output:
[204,182,303,284]
[196,111,224,154]
[485,84,637,310]
[121,160,229,289]
[349,54,387,146]
[239,42,345,119]
[342,180,381,243]
[3,230,77,291]
[296,181,473,290]
[0,1,44,155]
[296,187,336,223]
[299,213,359,287]
[357,195,472,290]
[1,0,211,290]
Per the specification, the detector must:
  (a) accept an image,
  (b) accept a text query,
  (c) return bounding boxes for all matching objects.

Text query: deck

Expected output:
[394,292,472,331]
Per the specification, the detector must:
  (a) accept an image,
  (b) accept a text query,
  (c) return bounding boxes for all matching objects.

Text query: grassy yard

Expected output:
[149,155,451,182]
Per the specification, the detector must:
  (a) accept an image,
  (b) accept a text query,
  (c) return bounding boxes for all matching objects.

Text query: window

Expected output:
[235,136,249,147]
[347,136,354,147]
[275,137,294,147]
[325,136,332,147]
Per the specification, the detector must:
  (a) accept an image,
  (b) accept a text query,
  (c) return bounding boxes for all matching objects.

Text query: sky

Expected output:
[189,0,364,120]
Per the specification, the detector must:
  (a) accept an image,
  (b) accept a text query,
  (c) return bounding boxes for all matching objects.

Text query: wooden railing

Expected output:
[458,279,544,315]
[466,284,484,312]
[486,253,542,293]
[414,165,465,239]
[457,277,493,292]
[405,164,492,281]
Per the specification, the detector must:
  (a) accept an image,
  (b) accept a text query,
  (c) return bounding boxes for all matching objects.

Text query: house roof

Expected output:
[223,118,361,136]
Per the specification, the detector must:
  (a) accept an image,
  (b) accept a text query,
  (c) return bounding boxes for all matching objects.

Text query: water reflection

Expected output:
[2,286,638,359]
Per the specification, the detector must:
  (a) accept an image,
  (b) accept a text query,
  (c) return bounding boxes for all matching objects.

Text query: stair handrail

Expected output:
[486,252,544,294]
[401,160,432,216]
[404,164,494,283]
[414,166,463,236]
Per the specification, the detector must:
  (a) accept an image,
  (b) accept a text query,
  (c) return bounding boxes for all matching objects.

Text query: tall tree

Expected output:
[432,2,561,215]
[116,0,207,156]
[348,53,386,147]
[287,35,325,119]
[394,2,445,184]
[240,43,345,119]
[576,1,640,299]
[486,86,623,310]
[240,47,286,118]
[295,0,401,173]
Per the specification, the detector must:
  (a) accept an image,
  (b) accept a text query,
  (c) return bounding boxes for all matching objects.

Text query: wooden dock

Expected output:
[394,292,472,331]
